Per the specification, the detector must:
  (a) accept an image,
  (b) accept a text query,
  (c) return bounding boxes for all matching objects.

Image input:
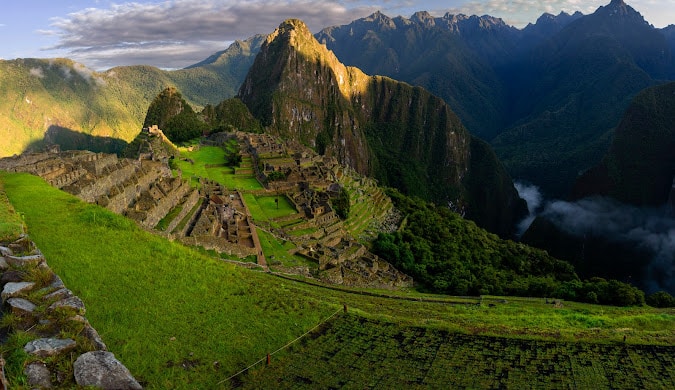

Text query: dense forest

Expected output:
[372,189,647,306]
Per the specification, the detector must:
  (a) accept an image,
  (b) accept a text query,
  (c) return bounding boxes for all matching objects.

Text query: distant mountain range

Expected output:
[316,0,674,197]
[0,37,261,157]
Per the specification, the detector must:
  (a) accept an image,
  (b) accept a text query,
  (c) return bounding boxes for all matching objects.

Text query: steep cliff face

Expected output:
[239,19,525,236]
[238,19,372,174]
[572,82,675,206]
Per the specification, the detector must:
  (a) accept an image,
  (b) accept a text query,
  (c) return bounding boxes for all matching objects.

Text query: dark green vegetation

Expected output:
[372,189,645,306]
[202,98,263,134]
[239,19,526,237]
[143,87,208,143]
[331,187,350,219]
[573,82,675,206]
[1,172,673,388]
[317,1,675,197]
[241,314,675,389]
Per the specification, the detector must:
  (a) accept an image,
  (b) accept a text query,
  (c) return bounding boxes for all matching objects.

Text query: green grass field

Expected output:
[243,194,297,222]
[1,172,673,389]
[174,146,263,190]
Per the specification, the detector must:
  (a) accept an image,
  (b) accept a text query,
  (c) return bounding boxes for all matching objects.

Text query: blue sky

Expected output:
[1,0,673,71]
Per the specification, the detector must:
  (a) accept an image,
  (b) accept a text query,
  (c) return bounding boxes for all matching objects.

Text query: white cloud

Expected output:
[41,0,675,70]
[29,67,45,78]
[45,0,379,70]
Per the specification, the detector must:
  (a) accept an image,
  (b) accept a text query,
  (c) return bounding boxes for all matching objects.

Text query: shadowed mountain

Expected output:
[522,82,675,295]
[25,125,129,155]
[314,1,674,198]
[493,0,673,197]
[572,82,675,206]
[315,11,520,142]
[239,19,526,237]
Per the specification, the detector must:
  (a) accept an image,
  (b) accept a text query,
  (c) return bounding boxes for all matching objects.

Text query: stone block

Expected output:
[24,338,77,358]
[74,351,142,389]
[48,296,86,315]
[7,297,37,316]
[2,281,36,302]
[25,361,52,388]
[5,252,45,267]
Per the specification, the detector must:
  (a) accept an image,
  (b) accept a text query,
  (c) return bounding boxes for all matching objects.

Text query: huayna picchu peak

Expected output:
[239,19,527,237]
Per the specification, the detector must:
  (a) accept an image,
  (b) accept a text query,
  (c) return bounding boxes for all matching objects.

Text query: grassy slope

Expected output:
[0,172,335,388]
[2,172,673,388]
[0,180,24,241]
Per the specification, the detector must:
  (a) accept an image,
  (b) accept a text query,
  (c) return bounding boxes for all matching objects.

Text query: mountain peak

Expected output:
[593,0,648,25]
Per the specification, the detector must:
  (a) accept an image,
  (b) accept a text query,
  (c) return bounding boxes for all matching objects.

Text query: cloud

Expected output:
[45,0,379,70]
[540,197,675,294]
[514,181,543,236]
[29,67,45,78]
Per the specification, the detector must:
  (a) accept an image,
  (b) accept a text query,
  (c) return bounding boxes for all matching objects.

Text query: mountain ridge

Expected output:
[239,19,526,236]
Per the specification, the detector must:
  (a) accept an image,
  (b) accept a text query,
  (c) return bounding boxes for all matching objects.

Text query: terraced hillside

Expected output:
[1,167,673,388]
[241,314,675,389]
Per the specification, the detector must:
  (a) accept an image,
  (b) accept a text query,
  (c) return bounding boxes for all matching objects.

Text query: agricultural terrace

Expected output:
[173,145,262,190]
[2,172,674,389]
[242,194,297,223]
[241,313,675,389]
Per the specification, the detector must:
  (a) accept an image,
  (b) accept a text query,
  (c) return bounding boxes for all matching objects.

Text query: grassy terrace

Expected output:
[243,194,297,223]
[174,146,263,190]
[2,169,673,387]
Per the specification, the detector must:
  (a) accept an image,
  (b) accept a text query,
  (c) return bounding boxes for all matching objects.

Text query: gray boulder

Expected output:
[1,281,35,302]
[7,297,37,316]
[24,361,52,388]
[24,338,77,358]
[74,351,142,389]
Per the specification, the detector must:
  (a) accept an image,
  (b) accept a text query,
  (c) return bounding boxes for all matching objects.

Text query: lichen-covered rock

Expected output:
[24,338,77,358]
[7,297,37,316]
[1,281,35,302]
[74,351,142,389]
[24,361,52,388]
[5,252,45,267]
[0,256,8,271]
[48,296,86,315]
[48,275,65,289]
[43,288,73,302]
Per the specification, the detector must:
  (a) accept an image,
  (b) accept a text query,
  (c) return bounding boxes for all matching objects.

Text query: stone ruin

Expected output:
[179,179,259,259]
[0,128,412,289]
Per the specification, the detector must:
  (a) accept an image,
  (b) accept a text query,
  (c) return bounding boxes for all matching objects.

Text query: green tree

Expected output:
[331,187,350,219]
[646,291,675,308]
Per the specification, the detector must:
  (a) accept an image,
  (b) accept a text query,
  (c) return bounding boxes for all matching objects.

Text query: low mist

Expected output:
[515,182,675,294]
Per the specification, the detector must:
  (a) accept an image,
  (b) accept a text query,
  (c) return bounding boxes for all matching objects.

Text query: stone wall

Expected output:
[106,161,166,214]
[77,160,139,203]
[0,234,141,389]
[166,189,200,234]
[141,179,192,229]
